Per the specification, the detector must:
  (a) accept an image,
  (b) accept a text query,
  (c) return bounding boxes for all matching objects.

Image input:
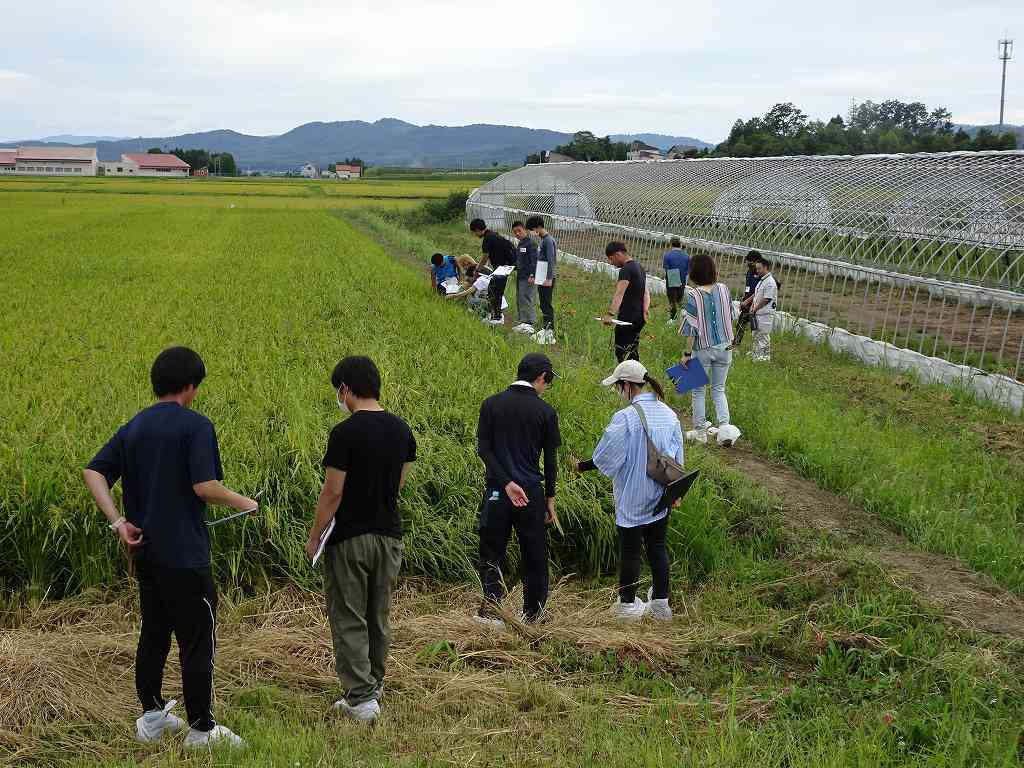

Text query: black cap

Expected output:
[517,353,555,382]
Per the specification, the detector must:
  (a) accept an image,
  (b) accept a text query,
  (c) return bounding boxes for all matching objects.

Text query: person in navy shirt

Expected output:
[662,237,690,324]
[731,250,762,350]
[83,346,258,749]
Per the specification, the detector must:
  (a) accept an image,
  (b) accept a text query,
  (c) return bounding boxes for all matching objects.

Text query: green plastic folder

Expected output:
[666,268,682,288]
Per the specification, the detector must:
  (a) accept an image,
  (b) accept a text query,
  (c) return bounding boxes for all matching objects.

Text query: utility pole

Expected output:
[998,38,1013,129]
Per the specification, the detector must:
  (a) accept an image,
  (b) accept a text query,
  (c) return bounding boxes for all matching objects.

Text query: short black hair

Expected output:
[755,255,773,268]
[511,220,525,229]
[745,250,761,263]
[469,218,487,232]
[670,236,681,247]
[688,252,719,286]
[605,241,628,257]
[431,252,444,266]
[525,215,545,230]
[517,353,555,383]
[331,356,382,400]
[151,346,206,397]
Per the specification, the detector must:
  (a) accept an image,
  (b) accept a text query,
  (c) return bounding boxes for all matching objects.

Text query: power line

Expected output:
[998,38,1013,129]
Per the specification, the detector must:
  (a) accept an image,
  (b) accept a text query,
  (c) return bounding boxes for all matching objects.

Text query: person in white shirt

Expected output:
[749,255,778,362]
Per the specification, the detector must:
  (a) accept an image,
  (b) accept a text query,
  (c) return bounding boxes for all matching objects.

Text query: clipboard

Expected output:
[491,265,515,277]
[534,260,548,285]
[666,359,709,394]
[311,518,336,567]
[655,469,700,516]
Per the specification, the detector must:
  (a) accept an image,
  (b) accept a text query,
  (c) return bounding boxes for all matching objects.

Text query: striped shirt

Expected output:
[681,283,735,349]
[591,393,685,528]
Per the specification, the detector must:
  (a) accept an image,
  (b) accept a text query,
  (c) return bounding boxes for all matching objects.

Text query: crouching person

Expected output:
[306,355,416,722]
[82,346,259,749]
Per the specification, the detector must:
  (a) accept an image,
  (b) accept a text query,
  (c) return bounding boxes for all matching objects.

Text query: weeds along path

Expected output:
[720,445,1024,638]
[348,209,1024,639]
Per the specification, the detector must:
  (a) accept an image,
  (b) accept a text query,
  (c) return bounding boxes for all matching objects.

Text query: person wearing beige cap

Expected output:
[575,360,683,622]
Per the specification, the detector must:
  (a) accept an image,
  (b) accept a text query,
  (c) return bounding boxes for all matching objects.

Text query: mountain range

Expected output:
[2,119,714,170]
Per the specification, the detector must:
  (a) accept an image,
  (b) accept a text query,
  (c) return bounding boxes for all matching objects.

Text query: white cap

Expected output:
[601,359,648,386]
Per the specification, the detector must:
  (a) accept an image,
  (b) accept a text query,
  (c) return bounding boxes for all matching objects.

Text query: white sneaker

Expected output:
[333,698,381,722]
[647,588,673,621]
[612,596,649,623]
[706,426,719,438]
[513,323,535,334]
[685,429,708,444]
[665,317,677,326]
[183,724,244,749]
[487,315,505,326]
[135,699,186,743]
[532,328,556,345]
[472,614,507,631]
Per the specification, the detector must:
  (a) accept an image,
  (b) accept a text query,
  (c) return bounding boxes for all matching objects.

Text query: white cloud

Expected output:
[0,0,1021,141]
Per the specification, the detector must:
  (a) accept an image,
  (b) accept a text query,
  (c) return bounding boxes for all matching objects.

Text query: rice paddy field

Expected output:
[3,176,1024,767]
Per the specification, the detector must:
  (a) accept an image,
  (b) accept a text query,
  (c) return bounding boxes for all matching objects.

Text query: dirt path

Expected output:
[720,444,1024,638]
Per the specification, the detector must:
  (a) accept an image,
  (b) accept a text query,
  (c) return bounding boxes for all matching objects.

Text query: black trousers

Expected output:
[135,555,217,731]
[489,275,508,320]
[617,515,669,603]
[538,279,556,331]
[666,286,684,319]
[614,320,644,362]
[733,310,752,347]
[478,483,549,620]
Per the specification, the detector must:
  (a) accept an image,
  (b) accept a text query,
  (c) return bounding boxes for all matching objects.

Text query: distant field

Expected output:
[0,175,477,200]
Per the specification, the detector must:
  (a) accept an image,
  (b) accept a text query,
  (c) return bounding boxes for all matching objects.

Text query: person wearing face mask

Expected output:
[305,355,417,723]
[575,360,683,623]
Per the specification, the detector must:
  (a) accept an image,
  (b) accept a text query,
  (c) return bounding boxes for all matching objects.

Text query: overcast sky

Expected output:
[1,0,1021,142]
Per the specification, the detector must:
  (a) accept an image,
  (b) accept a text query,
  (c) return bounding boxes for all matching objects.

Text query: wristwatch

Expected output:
[109,516,126,531]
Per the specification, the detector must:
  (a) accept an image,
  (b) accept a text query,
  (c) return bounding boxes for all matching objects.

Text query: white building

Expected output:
[301,163,320,179]
[334,163,362,179]
[101,153,191,177]
[626,141,663,162]
[0,146,99,175]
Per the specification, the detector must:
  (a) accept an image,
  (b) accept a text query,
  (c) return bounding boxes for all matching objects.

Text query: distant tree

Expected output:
[554,131,629,161]
[337,157,364,168]
[147,147,163,154]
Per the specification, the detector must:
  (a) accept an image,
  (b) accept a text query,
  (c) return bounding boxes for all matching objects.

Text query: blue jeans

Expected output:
[692,346,732,430]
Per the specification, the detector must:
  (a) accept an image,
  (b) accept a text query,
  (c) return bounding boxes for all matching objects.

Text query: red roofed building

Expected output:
[0,149,16,174]
[7,146,99,175]
[335,163,362,179]
[102,153,191,177]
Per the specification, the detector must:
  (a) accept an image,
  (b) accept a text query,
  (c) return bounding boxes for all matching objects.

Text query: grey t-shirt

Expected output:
[538,234,557,280]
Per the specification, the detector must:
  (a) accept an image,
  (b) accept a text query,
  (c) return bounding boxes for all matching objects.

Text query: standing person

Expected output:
[662,237,690,325]
[680,253,738,446]
[429,253,459,295]
[510,220,538,334]
[306,356,416,723]
[475,353,561,626]
[730,251,761,350]
[749,255,779,362]
[82,346,258,749]
[603,241,650,362]
[526,215,557,345]
[470,218,516,325]
[575,360,682,622]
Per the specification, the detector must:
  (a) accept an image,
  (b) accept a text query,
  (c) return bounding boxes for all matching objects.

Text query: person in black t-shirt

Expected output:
[470,217,516,324]
[306,355,416,723]
[602,241,650,362]
[83,346,258,749]
[475,353,561,626]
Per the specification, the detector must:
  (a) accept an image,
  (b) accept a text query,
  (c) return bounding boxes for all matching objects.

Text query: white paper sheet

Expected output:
[595,317,633,326]
[491,265,515,277]
[534,260,548,284]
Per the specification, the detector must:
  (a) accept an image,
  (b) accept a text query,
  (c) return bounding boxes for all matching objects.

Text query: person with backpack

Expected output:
[574,360,683,623]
